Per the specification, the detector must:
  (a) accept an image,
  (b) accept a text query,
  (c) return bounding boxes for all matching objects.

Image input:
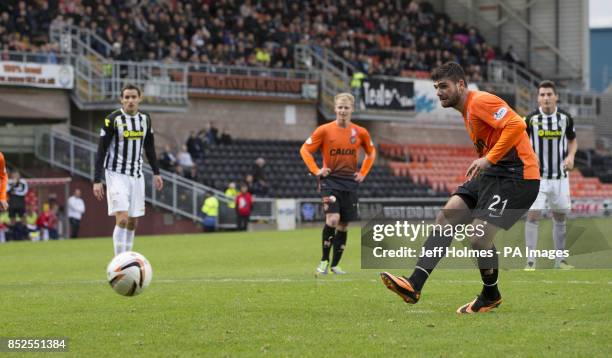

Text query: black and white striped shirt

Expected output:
[94,108,160,182]
[525,107,576,179]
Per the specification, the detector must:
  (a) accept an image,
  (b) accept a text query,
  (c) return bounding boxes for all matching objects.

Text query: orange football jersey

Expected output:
[300,121,376,190]
[0,152,7,201]
[462,91,539,180]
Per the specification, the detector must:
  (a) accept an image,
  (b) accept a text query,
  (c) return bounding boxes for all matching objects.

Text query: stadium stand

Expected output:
[0,0,495,81]
[382,143,612,199]
[575,149,612,197]
[197,139,437,198]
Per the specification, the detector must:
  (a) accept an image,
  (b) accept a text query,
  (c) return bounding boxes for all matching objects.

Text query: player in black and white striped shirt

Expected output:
[524,80,577,270]
[93,84,164,256]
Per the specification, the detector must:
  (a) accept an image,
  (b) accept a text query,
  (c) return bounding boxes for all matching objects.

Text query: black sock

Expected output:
[408,233,453,291]
[331,230,347,267]
[477,245,500,300]
[321,225,335,261]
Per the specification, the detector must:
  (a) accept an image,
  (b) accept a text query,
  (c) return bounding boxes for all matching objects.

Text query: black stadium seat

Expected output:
[196,139,430,198]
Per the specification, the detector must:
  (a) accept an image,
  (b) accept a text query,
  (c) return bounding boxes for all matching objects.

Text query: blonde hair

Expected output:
[334,92,355,106]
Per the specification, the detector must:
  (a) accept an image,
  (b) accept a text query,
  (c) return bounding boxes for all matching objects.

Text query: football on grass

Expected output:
[107,252,153,296]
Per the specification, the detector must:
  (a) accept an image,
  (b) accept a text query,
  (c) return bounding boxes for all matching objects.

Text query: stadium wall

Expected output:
[0,88,70,154]
[442,0,588,85]
[0,87,70,122]
[71,97,317,147]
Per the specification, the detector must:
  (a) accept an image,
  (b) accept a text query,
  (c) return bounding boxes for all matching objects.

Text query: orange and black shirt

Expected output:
[300,121,376,191]
[0,152,6,202]
[462,90,539,180]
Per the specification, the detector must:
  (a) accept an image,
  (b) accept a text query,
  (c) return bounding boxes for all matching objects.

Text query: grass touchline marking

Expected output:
[1,278,609,287]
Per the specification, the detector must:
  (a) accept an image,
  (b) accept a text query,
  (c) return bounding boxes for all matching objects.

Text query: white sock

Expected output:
[113,226,127,255]
[42,229,49,241]
[553,219,567,264]
[525,221,539,263]
[0,230,5,243]
[125,230,135,252]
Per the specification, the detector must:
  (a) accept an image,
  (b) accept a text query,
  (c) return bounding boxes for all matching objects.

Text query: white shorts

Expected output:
[529,177,571,212]
[105,170,146,217]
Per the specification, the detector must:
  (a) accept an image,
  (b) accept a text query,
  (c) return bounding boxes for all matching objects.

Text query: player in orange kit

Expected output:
[0,152,7,243]
[0,152,8,212]
[300,93,376,276]
[380,62,540,313]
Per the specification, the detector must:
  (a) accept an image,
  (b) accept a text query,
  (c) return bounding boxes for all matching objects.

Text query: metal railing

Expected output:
[451,0,583,85]
[49,22,112,58]
[186,62,318,81]
[49,24,189,111]
[33,128,244,228]
[295,44,353,113]
[486,60,600,120]
[1,50,73,65]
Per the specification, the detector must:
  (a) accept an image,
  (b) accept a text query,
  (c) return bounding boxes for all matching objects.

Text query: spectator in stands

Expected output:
[37,203,58,241]
[504,45,525,68]
[184,166,199,182]
[255,44,272,67]
[200,191,218,232]
[224,182,238,209]
[67,188,85,238]
[219,127,233,145]
[201,122,218,145]
[251,158,269,196]
[186,131,204,160]
[2,0,496,80]
[159,144,177,171]
[244,173,255,194]
[235,183,253,231]
[50,202,61,240]
[176,144,194,171]
[7,170,28,241]
[24,206,39,241]
[350,70,366,110]
[173,164,184,177]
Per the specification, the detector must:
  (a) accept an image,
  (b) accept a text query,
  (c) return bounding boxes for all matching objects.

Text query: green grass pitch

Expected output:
[1,224,611,357]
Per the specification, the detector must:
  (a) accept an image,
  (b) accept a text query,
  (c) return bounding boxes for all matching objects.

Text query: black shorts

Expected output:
[453,175,540,230]
[8,206,25,219]
[321,189,359,223]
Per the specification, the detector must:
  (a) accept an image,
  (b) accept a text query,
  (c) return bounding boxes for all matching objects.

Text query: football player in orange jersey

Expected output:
[0,152,8,213]
[380,62,540,313]
[300,93,376,275]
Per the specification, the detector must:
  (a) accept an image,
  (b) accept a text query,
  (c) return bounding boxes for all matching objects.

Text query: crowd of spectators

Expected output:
[1,0,501,82]
[160,122,234,182]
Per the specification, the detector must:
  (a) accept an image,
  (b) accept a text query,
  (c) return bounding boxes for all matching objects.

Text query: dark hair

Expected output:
[538,80,557,95]
[121,84,141,97]
[431,62,466,85]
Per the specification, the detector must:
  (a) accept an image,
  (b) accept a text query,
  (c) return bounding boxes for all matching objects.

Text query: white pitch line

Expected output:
[0,277,610,287]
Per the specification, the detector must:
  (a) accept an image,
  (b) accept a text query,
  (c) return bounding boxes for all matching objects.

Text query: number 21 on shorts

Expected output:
[487,195,508,218]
